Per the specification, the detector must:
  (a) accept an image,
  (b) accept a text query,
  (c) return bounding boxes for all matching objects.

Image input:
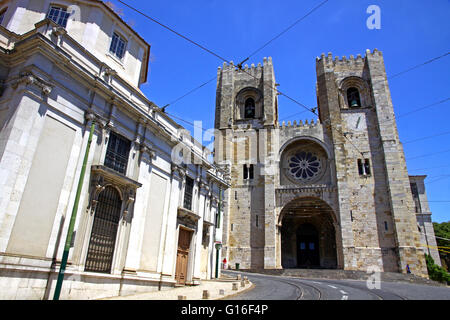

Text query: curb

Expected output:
[214,282,255,300]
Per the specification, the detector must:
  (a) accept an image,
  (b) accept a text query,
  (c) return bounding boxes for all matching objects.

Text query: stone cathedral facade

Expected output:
[214,51,439,277]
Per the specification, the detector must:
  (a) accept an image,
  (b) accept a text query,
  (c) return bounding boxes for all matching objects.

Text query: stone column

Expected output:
[192,180,207,280]
[160,165,184,278]
[122,145,155,273]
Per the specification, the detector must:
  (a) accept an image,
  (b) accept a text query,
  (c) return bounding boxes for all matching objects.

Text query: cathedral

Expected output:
[214,51,440,277]
[0,0,442,301]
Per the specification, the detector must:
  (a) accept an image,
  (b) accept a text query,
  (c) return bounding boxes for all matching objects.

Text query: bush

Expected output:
[425,254,450,285]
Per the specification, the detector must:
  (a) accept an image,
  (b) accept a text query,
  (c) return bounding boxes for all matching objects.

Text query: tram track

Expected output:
[224,270,410,300]
[276,278,323,300]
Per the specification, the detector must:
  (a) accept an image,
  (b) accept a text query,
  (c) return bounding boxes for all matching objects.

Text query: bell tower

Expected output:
[315,49,427,276]
[214,57,278,131]
[214,57,279,269]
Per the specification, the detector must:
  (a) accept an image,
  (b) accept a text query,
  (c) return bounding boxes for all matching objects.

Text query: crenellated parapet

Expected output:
[218,56,273,74]
[278,118,324,141]
[316,49,383,68]
[278,118,321,129]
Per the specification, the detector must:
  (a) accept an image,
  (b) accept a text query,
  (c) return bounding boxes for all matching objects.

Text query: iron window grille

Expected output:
[104,132,131,175]
[47,6,70,28]
[85,186,122,273]
[183,176,194,211]
[110,32,127,60]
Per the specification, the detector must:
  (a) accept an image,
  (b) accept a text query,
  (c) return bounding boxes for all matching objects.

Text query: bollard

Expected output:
[244,276,249,284]
[232,283,238,291]
[240,279,245,287]
[236,274,241,280]
[202,290,210,299]
[178,295,186,300]
[219,289,225,295]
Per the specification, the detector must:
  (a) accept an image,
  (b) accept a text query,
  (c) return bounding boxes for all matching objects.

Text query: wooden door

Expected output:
[175,228,192,285]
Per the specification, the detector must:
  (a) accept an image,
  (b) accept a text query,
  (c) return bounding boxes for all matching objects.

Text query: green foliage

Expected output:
[425,254,450,284]
[432,221,450,271]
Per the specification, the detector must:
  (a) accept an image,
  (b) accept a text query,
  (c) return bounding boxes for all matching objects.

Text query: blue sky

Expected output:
[111,0,450,223]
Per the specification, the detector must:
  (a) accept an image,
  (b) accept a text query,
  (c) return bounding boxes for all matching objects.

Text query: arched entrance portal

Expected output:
[280,197,338,269]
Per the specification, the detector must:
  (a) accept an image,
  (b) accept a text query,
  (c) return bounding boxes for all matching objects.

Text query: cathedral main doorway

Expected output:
[280,197,338,269]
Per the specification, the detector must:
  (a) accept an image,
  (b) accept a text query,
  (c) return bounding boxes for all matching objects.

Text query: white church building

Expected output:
[0,0,229,299]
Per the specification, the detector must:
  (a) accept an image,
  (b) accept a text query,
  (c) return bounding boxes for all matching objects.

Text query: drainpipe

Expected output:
[53,118,96,300]
[215,188,222,279]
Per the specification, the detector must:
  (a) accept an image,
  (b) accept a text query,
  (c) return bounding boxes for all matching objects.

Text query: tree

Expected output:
[425,254,450,285]
[432,221,450,271]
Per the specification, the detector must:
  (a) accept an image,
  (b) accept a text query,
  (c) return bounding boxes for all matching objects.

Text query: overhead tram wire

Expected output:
[162,0,330,112]
[279,53,450,122]
[237,0,330,63]
[408,148,450,161]
[235,66,366,156]
[117,1,228,113]
[117,0,351,152]
[117,0,329,114]
[402,130,450,145]
[388,52,450,79]
[118,0,448,120]
[117,0,229,64]
[160,76,217,112]
[118,1,445,158]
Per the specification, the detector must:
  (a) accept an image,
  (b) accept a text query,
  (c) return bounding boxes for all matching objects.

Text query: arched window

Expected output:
[347,87,361,108]
[244,98,256,118]
[85,186,122,273]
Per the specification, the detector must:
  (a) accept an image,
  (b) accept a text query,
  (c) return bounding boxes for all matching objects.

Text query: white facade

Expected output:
[0,0,229,300]
[409,175,442,266]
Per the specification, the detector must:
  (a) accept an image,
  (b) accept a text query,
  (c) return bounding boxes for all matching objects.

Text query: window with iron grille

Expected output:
[109,32,127,60]
[104,132,130,175]
[184,176,194,211]
[47,6,70,27]
[85,186,122,273]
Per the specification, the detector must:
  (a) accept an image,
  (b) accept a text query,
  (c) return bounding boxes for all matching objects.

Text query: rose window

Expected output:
[288,151,322,182]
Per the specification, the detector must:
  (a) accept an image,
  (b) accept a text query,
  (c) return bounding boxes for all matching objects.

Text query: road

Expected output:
[223,271,450,300]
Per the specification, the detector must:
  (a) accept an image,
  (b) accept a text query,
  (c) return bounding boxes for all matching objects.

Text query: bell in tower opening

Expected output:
[347,87,361,107]
[245,97,256,118]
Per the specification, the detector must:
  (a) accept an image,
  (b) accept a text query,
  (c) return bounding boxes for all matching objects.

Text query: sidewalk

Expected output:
[99,274,254,300]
